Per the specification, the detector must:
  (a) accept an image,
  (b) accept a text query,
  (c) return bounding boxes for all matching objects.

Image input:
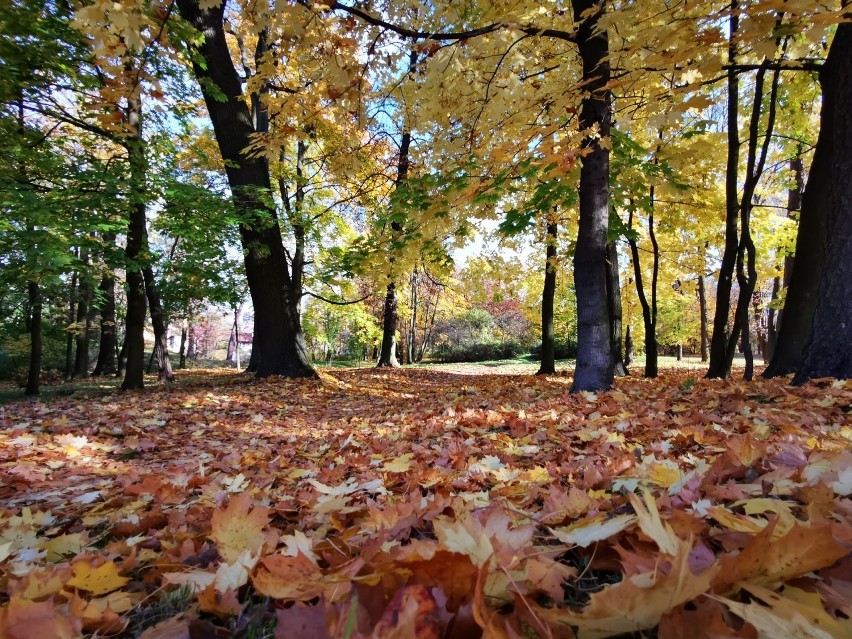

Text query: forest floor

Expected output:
[0,365,851,638]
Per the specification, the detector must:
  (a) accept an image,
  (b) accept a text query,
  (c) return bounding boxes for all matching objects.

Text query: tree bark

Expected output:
[627,209,659,378]
[176,0,315,379]
[765,133,831,376]
[698,274,709,362]
[537,220,557,375]
[73,258,91,379]
[92,268,117,376]
[378,123,412,368]
[179,321,187,369]
[122,95,147,391]
[64,267,76,381]
[377,283,400,367]
[794,21,852,383]
[143,266,174,382]
[707,7,741,379]
[571,0,613,392]
[25,281,41,396]
[606,240,627,376]
[624,325,634,366]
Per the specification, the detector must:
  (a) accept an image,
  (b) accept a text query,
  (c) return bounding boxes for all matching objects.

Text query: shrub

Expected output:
[434,340,527,363]
[529,337,578,361]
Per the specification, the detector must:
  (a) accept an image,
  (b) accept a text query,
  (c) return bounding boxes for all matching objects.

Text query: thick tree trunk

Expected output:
[377,283,400,367]
[606,240,627,376]
[176,0,315,379]
[794,21,852,383]
[537,221,558,375]
[25,281,41,396]
[698,274,709,362]
[143,266,174,382]
[765,129,832,376]
[92,271,117,376]
[571,0,613,392]
[708,8,741,379]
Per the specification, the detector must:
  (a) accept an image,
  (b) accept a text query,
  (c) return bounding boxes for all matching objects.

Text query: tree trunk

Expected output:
[698,274,709,362]
[606,240,627,376]
[117,337,128,378]
[571,0,613,392]
[227,325,236,365]
[627,208,658,378]
[64,267,77,381]
[707,8,741,379]
[179,322,187,369]
[122,96,147,391]
[378,123,412,368]
[73,249,92,378]
[794,21,852,383]
[537,220,557,375]
[25,280,41,396]
[377,283,400,367]
[625,325,634,366]
[187,324,196,360]
[765,145,831,377]
[176,0,315,379]
[92,269,117,376]
[143,266,174,382]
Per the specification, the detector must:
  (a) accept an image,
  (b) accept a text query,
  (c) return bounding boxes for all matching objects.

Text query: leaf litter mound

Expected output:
[0,367,850,638]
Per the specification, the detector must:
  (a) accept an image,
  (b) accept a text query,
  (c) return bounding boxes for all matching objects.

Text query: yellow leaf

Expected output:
[629,490,679,556]
[67,560,129,596]
[381,453,414,473]
[550,514,637,549]
[209,493,270,563]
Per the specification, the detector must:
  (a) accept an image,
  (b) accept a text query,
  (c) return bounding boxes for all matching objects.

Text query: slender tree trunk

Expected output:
[767,155,804,360]
[64,267,77,381]
[537,220,558,375]
[627,210,658,378]
[235,307,241,370]
[117,337,128,378]
[92,269,117,376]
[227,325,236,364]
[122,95,147,391]
[187,325,196,360]
[73,257,91,379]
[571,0,613,392]
[708,8,741,379]
[606,240,627,376]
[698,274,710,362]
[794,20,852,383]
[179,321,187,369]
[25,281,41,396]
[177,0,315,379]
[143,266,174,382]
[408,269,418,365]
[624,325,634,366]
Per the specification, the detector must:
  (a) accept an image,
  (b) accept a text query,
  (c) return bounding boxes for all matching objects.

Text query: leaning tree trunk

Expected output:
[25,281,41,396]
[537,220,558,376]
[794,20,852,383]
[143,266,174,382]
[765,81,835,378]
[571,0,613,392]
[177,0,314,378]
[606,239,627,376]
[92,270,117,376]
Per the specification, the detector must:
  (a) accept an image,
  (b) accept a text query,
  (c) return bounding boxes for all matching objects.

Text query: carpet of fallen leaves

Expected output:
[1,367,851,639]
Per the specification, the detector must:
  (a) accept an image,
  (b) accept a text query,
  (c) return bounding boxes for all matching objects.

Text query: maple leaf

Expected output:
[0,597,80,639]
[209,492,270,563]
[66,559,129,596]
[538,539,719,639]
